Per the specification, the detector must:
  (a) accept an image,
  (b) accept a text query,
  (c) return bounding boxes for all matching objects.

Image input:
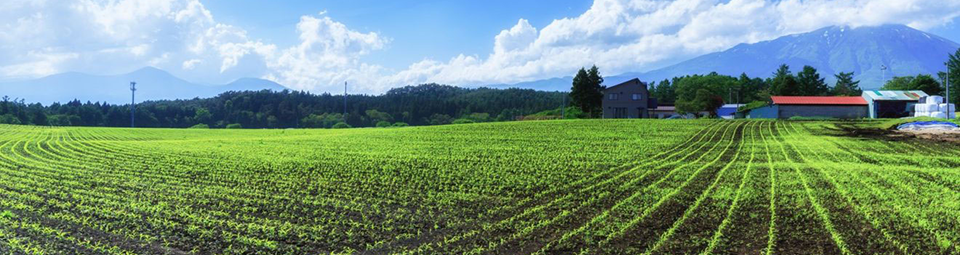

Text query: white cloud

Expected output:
[494,19,538,55]
[0,50,79,79]
[387,0,960,87]
[0,0,959,93]
[262,14,388,92]
[182,59,201,70]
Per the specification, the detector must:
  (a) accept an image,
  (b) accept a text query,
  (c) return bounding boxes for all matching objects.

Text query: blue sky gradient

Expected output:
[203,0,593,70]
[1,0,958,94]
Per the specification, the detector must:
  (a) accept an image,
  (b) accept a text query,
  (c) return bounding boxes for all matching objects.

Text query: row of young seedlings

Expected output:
[795,122,960,254]
[390,121,726,254]
[0,127,396,253]
[404,121,738,254]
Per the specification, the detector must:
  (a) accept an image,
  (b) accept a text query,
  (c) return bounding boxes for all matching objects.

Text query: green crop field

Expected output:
[1,120,959,255]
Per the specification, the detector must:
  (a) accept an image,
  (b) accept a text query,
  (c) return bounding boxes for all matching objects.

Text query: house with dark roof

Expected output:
[748,96,868,119]
[602,78,657,119]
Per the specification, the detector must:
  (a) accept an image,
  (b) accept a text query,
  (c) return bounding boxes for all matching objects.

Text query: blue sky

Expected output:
[1,0,959,94]
[203,0,593,71]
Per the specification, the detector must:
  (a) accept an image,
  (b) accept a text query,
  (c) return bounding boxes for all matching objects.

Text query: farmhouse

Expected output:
[602,78,657,118]
[861,90,928,118]
[748,96,868,119]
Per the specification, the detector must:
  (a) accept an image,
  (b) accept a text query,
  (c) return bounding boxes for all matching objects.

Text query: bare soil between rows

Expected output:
[834,123,960,144]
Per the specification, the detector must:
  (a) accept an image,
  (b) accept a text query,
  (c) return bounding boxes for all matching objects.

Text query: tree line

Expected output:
[566,64,868,117]
[3,50,958,127]
[568,48,960,117]
[0,84,568,128]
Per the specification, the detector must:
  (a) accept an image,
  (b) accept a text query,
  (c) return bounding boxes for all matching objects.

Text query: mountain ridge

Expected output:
[0,67,287,105]
[500,24,960,91]
[3,24,957,103]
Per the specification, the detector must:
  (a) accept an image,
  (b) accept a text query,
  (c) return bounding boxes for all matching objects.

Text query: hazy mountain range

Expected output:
[0,67,286,104]
[494,24,960,91]
[1,24,957,104]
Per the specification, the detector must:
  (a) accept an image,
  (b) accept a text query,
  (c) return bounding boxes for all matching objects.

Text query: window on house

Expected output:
[608,93,619,100]
[632,94,641,100]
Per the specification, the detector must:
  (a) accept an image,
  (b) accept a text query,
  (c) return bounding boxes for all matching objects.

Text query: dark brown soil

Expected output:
[833,123,960,143]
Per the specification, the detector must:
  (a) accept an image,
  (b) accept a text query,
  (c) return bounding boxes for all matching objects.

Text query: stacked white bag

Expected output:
[914,95,956,118]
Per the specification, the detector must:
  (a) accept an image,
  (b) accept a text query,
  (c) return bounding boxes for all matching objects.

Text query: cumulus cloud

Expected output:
[0,0,959,93]
[0,0,229,81]
[263,14,388,92]
[394,0,960,87]
[0,0,390,93]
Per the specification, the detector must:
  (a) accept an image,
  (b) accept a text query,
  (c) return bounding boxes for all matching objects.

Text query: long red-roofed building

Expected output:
[770,96,868,105]
[749,96,869,119]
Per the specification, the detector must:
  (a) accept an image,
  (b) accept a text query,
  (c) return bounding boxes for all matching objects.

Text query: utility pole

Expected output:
[343,81,348,118]
[948,66,952,119]
[130,82,136,128]
[881,65,888,85]
[561,93,566,119]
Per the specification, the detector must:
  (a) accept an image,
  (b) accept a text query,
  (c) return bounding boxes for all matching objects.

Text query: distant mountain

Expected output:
[0,67,286,105]
[488,77,573,92]
[500,24,960,91]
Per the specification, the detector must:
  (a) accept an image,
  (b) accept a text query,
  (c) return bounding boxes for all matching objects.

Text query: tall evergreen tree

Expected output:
[947,48,960,104]
[796,65,829,96]
[770,64,800,96]
[832,72,863,96]
[570,66,605,116]
[737,73,767,103]
[652,79,676,104]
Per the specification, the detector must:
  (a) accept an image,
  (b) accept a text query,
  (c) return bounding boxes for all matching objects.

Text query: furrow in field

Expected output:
[767,121,843,255]
[645,121,760,255]
[819,132,960,253]
[541,121,741,255]
[704,121,774,255]
[779,122,903,254]
[801,123,948,254]
[0,131,370,253]
[423,122,739,255]
[520,121,743,255]
[588,121,745,254]
[363,122,721,253]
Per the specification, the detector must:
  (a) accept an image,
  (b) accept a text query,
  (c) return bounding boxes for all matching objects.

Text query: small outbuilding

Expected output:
[861,90,928,118]
[717,104,745,119]
[602,78,657,118]
[651,105,678,119]
[650,105,704,119]
[748,96,868,119]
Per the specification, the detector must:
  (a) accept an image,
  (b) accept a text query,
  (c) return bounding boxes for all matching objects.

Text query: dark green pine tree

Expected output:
[796,65,829,96]
[770,64,801,96]
[653,79,676,104]
[946,48,960,104]
[832,72,863,96]
[570,65,605,117]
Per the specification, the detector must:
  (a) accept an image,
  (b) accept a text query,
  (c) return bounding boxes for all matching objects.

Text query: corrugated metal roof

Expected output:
[771,96,868,105]
[862,90,928,101]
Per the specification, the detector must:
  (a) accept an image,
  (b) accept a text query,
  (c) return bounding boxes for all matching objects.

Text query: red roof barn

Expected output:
[770,96,867,105]
[749,96,869,119]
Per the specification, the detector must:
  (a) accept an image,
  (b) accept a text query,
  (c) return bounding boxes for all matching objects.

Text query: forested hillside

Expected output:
[0,84,567,128]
